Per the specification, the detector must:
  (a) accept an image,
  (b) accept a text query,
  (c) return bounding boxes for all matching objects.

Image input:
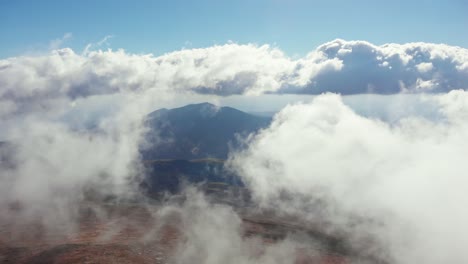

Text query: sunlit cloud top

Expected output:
[1,39,468,119]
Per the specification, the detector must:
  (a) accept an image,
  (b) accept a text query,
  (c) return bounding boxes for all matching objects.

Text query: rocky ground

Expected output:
[0,203,350,264]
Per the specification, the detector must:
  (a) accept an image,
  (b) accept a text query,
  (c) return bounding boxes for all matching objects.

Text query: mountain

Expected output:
[141,102,271,160]
[141,159,250,206]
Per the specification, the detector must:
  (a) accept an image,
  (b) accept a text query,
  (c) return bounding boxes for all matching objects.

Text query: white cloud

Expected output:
[83,35,114,55]
[229,90,468,263]
[0,88,161,234]
[416,62,433,73]
[289,39,468,94]
[1,39,467,110]
[163,190,304,264]
[49,32,73,50]
[0,44,295,118]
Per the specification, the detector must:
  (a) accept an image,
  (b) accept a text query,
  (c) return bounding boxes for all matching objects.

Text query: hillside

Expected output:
[141,103,271,160]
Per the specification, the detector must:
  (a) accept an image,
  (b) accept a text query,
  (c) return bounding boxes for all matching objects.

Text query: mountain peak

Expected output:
[177,102,221,116]
[149,102,235,120]
[185,102,217,108]
[143,103,271,159]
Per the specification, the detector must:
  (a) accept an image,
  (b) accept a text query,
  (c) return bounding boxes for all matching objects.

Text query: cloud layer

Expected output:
[229,90,468,263]
[1,40,467,111]
[290,40,468,94]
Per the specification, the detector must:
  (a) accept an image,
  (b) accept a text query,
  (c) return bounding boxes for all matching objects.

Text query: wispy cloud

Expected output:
[48,32,73,50]
[83,35,114,55]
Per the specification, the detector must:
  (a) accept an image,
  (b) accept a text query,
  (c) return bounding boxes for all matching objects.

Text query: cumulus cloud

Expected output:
[1,39,467,112]
[229,90,468,263]
[282,39,468,94]
[0,44,294,115]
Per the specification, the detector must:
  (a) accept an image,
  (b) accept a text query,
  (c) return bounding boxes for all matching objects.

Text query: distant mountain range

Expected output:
[141,102,271,160]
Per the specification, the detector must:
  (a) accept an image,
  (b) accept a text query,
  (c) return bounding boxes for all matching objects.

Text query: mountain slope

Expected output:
[142,103,271,159]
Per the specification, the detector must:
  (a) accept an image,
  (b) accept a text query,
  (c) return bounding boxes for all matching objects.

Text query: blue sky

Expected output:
[1,0,467,58]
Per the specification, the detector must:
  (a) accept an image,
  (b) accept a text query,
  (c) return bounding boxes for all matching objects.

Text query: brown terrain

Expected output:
[0,202,350,264]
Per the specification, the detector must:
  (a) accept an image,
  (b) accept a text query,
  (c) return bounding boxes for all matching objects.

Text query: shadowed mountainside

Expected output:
[141,102,271,160]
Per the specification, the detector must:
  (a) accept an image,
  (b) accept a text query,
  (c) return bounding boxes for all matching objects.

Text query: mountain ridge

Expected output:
[141,102,271,160]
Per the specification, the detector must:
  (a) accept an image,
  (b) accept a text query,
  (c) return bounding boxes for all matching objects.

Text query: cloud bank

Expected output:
[229,90,468,263]
[290,40,468,94]
[1,39,468,113]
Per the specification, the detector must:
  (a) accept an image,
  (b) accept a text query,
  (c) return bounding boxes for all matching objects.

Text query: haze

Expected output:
[1,1,468,263]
